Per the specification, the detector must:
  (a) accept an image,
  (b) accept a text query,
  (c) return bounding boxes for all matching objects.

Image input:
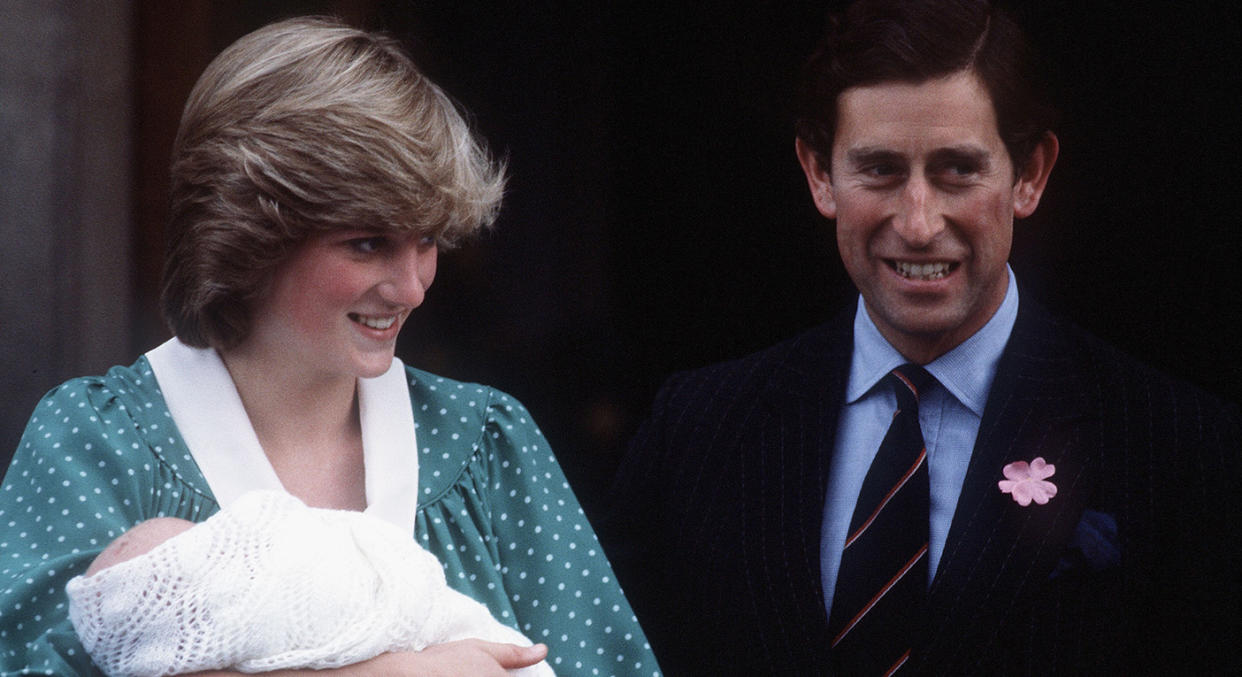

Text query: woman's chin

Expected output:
[355,358,396,380]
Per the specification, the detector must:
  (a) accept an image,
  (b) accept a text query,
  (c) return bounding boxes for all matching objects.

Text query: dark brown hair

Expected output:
[794,0,1057,173]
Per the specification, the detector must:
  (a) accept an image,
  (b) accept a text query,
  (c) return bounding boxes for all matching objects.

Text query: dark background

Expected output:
[389,1,1242,515]
[7,1,1239,515]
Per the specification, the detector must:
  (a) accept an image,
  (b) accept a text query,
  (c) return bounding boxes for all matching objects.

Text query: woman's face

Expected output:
[242,229,437,382]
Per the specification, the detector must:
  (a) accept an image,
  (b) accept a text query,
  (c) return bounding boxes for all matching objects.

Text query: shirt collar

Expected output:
[846,265,1019,416]
[145,337,420,533]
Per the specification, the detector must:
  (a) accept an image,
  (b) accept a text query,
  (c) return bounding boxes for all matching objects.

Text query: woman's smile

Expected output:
[350,311,402,332]
[349,313,399,331]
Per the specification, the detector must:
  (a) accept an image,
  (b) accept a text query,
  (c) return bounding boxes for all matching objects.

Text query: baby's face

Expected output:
[87,517,196,576]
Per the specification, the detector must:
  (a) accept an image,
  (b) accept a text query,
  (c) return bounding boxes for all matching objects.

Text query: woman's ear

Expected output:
[795,137,837,219]
[1013,132,1059,219]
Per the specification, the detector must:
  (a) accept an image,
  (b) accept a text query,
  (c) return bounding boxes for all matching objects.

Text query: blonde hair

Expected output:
[162,16,505,349]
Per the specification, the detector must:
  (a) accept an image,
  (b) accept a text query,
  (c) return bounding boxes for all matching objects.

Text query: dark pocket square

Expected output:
[1051,509,1120,579]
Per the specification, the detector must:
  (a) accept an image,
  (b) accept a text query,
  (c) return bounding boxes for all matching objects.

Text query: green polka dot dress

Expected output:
[0,357,660,676]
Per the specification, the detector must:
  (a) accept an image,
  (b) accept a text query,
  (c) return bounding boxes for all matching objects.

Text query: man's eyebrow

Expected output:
[928,145,992,166]
[842,145,995,170]
[844,147,904,166]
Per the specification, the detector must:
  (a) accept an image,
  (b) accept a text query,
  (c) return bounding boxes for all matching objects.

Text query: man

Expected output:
[603,0,1241,674]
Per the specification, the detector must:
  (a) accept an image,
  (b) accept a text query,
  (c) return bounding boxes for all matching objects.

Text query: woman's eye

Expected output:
[348,237,387,254]
[415,234,442,250]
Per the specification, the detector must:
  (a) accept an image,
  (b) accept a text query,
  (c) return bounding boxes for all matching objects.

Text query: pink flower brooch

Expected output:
[998,457,1057,506]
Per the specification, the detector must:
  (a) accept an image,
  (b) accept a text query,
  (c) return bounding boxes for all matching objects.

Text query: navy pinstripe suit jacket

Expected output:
[604,299,1240,675]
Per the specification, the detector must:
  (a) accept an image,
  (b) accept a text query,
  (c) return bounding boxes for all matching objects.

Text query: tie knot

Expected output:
[889,364,932,411]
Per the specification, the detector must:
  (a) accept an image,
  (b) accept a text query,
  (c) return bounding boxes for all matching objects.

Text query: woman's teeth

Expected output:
[352,314,396,330]
[894,261,952,280]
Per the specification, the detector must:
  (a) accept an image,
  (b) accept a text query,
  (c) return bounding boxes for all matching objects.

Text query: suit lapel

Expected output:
[751,310,853,668]
[919,301,1103,666]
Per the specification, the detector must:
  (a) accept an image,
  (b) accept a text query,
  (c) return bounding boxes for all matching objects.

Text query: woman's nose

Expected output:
[384,244,437,308]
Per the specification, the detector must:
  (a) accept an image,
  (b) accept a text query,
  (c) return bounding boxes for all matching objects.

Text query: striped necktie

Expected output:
[829,364,933,675]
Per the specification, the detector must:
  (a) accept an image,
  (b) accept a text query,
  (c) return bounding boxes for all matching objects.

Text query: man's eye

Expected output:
[866,164,900,177]
[349,237,387,254]
[938,161,979,178]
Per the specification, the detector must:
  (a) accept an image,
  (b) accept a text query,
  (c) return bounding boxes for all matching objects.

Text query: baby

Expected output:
[66,491,554,677]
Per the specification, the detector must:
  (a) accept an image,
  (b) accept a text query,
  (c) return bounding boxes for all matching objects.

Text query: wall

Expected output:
[1,1,134,469]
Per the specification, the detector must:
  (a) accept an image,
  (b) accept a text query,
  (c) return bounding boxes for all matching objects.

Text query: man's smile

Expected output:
[887,260,957,281]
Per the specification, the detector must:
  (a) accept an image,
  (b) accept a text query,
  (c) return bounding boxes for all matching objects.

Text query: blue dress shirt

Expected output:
[821,266,1019,619]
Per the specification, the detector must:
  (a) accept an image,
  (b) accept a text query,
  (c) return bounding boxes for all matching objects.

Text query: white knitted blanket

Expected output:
[65,491,554,677]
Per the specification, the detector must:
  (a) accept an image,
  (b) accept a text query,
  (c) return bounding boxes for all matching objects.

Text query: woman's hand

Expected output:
[376,640,549,676]
[183,640,548,676]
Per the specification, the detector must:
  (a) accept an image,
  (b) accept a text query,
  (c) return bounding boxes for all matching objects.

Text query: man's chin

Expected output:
[866,302,979,357]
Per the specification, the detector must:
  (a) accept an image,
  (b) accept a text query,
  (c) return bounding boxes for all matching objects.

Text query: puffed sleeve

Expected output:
[1,364,218,676]
[483,392,660,676]
[410,373,660,677]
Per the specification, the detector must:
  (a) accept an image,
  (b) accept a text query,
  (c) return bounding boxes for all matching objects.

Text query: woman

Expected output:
[0,17,657,677]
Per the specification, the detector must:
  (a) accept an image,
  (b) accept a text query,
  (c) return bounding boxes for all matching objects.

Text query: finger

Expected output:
[482,642,549,668]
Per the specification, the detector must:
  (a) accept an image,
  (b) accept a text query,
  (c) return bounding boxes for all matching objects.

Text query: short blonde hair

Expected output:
[161,16,505,349]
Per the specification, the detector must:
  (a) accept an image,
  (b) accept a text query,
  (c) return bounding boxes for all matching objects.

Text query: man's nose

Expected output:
[893,177,944,247]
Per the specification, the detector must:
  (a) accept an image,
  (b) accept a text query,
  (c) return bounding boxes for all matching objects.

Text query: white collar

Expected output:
[146,338,420,534]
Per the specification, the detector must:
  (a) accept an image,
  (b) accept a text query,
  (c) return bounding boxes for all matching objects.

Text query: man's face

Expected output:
[797,70,1055,362]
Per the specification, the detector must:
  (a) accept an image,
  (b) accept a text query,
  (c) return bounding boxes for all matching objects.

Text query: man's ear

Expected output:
[1013,132,1059,219]
[795,137,837,219]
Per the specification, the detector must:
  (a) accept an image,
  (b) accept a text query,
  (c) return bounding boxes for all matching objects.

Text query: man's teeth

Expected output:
[354,315,396,330]
[894,261,952,280]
